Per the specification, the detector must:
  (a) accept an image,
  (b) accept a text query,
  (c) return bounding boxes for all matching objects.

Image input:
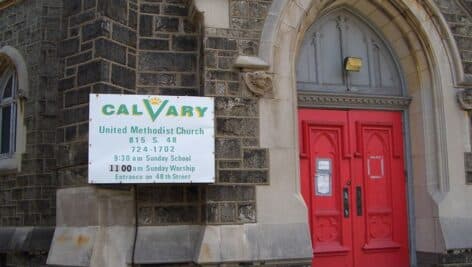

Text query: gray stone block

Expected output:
[155,17,180,32]
[66,51,93,66]
[95,38,127,65]
[139,15,153,36]
[139,38,170,50]
[173,35,198,51]
[82,19,111,42]
[111,64,136,89]
[206,37,237,50]
[163,4,187,16]
[215,97,258,117]
[69,10,97,27]
[215,138,241,159]
[133,225,202,264]
[218,170,268,184]
[139,52,196,72]
[58,37,79,57]
[243,148,268,169]
[140,4,161,14]
[97,0,128,24]
[138,73,175,86]
[63,0,82,17]
[154,205,199,224]
[216,118,258,137]
[112,23,137,48]
[77,60,110,86]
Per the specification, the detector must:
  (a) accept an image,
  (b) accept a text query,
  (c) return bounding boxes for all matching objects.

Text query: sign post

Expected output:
[88,94,215,184]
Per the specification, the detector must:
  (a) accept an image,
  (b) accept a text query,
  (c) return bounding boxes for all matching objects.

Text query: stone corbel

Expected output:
[457,88,472,110]
[234,56,273,97]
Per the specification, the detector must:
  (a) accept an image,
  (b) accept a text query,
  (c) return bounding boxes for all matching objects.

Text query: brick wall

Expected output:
[0,0,61,227]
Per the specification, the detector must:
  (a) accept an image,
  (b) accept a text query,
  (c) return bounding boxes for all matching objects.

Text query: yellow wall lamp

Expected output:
[344,57,363,72]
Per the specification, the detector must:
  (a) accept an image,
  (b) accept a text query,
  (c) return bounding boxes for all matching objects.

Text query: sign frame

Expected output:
[88,94,215,184]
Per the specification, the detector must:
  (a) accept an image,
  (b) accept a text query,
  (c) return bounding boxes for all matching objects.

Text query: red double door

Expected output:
[299,109,409,267]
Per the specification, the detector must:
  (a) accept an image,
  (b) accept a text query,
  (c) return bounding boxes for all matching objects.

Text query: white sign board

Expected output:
[88,94,215,184]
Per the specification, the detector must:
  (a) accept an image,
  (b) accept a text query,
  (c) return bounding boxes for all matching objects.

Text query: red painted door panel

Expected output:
[299,109,409,267]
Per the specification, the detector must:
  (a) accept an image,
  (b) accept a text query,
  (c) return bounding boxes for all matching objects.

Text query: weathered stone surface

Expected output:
[95,38,127,64]
[66,51,93,66]
[138,73,176,86]
[218,160,241,169]
[172,35,198,51]
[219,170,268,184]
[155,205,199,224]
[206,37,237,50]
[112,23,137,47]
[69,10,97,26]
[58,77,75,91]
[77,60,110,86]
[139,52,196,71]
[163,4,187,16]
[215,138,241,159]
[206,185,255,202]
[155,17,180,32]
[139,15,153,36]
[215,97,258,117]
[82,19,110,41]
[141,3,160,14]
[139,38,169,50]
[111,64,136,89]
[97,0,128,24]
[243,148,268,169]
[216,118,258,137]
[63,0,82,16]
[58,37,79,57]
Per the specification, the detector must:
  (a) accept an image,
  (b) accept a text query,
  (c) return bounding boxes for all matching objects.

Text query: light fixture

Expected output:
[344,57,363,72]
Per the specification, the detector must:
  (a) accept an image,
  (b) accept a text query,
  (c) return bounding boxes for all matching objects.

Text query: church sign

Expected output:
[88,94,215,184]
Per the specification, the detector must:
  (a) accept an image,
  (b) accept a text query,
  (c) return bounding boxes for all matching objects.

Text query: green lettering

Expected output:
[166,106,178,117]
[143,99,169,122]
[132,104,143,115]
[181,106,193,117]
[102,104,115,115]
[195,107,208,117]
[116,104,129,115]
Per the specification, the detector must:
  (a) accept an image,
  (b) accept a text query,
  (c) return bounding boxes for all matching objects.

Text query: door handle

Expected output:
[343,187,349,218]
[356,186,363,216]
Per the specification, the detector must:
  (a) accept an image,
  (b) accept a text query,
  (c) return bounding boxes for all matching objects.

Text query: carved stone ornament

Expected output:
[243,71,273,97]
[457,89,472,110]
[298,92,411,110]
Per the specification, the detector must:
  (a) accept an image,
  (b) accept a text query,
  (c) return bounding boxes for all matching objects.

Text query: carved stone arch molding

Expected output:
[257,0,471,258]
[0,45,29,171]
[0,46,29,98]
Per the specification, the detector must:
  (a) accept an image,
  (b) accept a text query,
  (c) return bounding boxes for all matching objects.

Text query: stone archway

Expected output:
[255,0,468,265]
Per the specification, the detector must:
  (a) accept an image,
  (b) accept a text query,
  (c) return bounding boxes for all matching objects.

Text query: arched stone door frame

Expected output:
[255,0,467,265]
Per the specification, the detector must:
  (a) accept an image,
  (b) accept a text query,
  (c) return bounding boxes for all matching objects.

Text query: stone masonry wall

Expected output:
[0,0,61,227]
[135,0,205,226]
[134,0,272,226]
[56,0,138,186]
[54,0,272,227]
[434,0,472,78]
[201,0,272,225]
[136,0,273,226]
